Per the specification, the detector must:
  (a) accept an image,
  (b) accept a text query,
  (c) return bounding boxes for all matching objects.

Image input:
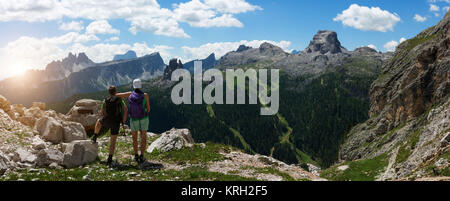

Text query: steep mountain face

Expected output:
[183,53,217,73]
[45,53,95,81]
[0,53,95,93]
[304,30,347,54]
[163,59,184,80]
[275,31,390,76]
[338,11,450,180]
[113,50,137,61]
[217,42,289,69]
[1,53,165,105]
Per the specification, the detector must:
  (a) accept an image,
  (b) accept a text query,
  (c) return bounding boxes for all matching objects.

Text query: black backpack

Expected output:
[104,96,122,121]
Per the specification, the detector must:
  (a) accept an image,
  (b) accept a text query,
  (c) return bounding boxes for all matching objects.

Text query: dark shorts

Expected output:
[99,117,120,135]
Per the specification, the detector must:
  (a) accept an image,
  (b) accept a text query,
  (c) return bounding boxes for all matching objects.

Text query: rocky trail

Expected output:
[0,95,321,181]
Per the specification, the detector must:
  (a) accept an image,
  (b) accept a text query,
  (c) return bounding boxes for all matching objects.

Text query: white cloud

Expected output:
[383,37,407,52]
[383,41,398,52]
[399,37,407,43]
[0,0,261,38]
[59,21,84,32]
[444,6,450,12]
[430,4,440,12]
[333,4,401,32]
[368,44,377,51]
[181,40,291,62]
[86,20,120,35]
[172,0,259,28]
[106,36,120,42]
[129,16,190,38]
[0,0,66,22]
[204,0,262,14]
[414,14,427,22]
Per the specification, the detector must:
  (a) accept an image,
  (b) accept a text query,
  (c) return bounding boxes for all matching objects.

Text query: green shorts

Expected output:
[130,117,149,132]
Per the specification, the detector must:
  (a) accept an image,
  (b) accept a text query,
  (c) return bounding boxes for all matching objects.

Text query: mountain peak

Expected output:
[236,45,251,52]
[113,50,137,61]
[163,58,184,80]
[304,30,346,54]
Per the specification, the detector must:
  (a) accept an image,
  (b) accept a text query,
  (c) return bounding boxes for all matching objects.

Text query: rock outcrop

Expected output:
[147,128,195,153]
[0,52,165,105]
[339,11,450,181]
[217,42,289,69]
[66,99,102,132]
[183,53,217,73]
[274,30,389,76]
[163,59,184,80]
[304,30,347,54]
[0,95,98,174]
[62,140,98,168]
[113,50,138,61]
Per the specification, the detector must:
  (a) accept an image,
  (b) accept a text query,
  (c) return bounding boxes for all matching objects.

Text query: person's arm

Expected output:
[122,100,128,124]
[144,93,150,113]
[116,92,132,98]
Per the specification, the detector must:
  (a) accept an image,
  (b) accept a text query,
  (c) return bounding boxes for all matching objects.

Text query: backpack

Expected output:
[129,91,146,119]
[104,96,122,121]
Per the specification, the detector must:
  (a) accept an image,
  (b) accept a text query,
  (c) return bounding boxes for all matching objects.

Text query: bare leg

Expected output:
[131,131,139,155]
[94,119,101,134]
[109,135,118,155]
[140,130,147,155]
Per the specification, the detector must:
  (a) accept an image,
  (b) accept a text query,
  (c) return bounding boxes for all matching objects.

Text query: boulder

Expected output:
[32,102,46,111]
[0,94,11,112]
[31,136,46,150]
[62,121,87,143]
[35,149,50,167]
[18,116,35,127]
[25,107,44,119]
[66,99,101,132]
[0,151,9,175]
[35,116,64,144]
[36,149,64,167]
[63,140,98,168]
[13,148,37,164]
[147,128,194,153]
[12,104,25,117]
[45,149,64,164]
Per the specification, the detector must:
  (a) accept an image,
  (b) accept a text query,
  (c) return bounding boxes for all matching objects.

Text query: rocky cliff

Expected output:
[0,52,165,105]
[0,53,95,102]
[113,50,138,61]
[338,11,450,181]
[217,42,289,69]
[184,53,217,73]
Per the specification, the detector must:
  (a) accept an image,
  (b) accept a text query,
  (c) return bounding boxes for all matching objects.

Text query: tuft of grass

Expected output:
[320,154,389,181]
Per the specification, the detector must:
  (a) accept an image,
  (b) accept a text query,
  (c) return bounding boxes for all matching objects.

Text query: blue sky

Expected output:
[0,0,448,80]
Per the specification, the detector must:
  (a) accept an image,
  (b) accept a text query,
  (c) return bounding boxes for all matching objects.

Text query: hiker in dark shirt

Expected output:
[91,86,128,166]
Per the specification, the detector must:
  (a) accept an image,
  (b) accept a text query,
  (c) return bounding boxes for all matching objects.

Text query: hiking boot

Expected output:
[139,155,146,163]
[106,155,113,166]
[134,154,141,164]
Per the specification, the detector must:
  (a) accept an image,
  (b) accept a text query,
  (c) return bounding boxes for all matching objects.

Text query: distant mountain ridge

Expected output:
[183,53,217,73]
[113,50,138,61]
[0,52,165,105]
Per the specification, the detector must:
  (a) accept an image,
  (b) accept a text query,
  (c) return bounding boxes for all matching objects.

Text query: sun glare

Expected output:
[3,59,29,78]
